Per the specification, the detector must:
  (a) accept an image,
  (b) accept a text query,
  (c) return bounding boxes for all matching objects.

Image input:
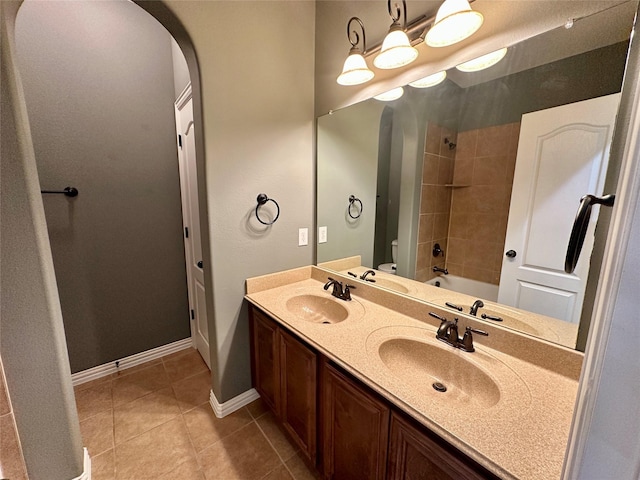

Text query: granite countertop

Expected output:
[246,265,582,480]
[319,257,579,349]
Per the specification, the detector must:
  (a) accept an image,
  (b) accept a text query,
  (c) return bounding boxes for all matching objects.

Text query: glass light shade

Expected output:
[425,0,484,47]
[373,29,418,69]
[409,71,447,88]
[456,48,508,72]
[337,52,375,86]
[374,87,404,101]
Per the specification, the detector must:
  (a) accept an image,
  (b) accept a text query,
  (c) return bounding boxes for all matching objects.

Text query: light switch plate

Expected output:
[298,228,308,246]
[318,226,327,243]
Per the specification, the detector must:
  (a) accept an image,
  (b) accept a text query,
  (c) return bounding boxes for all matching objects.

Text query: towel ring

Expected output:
[255,193,280,225]
[348,195,363,219]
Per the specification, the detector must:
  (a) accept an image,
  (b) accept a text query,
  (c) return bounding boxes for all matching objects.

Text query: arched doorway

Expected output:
[1,1,214,477]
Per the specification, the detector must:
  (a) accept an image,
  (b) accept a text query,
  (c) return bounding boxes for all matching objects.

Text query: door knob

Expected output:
[505,250,517,258]
[197,260,203,268]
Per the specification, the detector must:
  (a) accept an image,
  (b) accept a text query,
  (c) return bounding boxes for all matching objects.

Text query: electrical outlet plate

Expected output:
[319,226,327,243]
[298,228,308,246]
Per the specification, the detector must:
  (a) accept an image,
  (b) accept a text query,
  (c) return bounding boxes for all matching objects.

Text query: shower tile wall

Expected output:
[0,358,28,480]
[416,123,456,282]
[447,122,521,285]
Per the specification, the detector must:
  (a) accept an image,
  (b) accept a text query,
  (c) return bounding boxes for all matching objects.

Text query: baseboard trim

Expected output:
[209,388,260,418]
[71,448,91,480]
[71,338,193,386]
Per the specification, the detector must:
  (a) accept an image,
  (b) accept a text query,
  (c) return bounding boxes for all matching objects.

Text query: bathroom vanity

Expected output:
[245,265,582,480]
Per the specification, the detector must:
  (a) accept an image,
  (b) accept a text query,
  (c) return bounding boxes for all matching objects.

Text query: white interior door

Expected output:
[498,94,620,323]
[175,84,210,368]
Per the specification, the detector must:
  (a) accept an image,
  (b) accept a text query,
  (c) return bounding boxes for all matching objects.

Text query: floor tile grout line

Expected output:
[112,389,182,447]
[167,367,211,388]
[253,415,300,469]
[176,411,205,475]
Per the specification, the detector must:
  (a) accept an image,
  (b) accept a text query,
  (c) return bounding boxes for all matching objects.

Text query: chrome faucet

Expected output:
[323,277,356,301]
[431,312,488,352]
[433,266,448,274]
[360,270,376,282]
[470,299,484,316]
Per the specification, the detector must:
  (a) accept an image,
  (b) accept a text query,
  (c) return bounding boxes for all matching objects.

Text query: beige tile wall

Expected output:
[0,358,29,480]
[447,122,521,285]
[416,123,457,282]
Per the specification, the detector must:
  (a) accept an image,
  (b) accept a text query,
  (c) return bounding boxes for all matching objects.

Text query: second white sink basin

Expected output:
[285,294,349,324]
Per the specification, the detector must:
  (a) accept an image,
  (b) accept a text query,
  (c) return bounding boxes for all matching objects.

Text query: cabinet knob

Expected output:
[505,250,517,258]
[197,260,203,268]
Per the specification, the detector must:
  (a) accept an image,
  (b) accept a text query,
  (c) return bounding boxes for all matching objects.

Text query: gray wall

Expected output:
[15,1,190,373]
[1,1,84,477]
[158,1,316,402]
[457,41,628,131]
[171,38,190,99]
[317,100,385,266]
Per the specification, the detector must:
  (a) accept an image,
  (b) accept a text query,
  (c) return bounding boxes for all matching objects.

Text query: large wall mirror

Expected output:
[316,2,637,351]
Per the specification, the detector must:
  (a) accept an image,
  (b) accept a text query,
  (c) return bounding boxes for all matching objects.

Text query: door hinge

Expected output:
[178,134,183,149]
[185,226,189,238]
[190,309,195,320]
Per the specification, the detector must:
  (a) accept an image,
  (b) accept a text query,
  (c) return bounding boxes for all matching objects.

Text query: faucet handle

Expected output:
[343,284,356,301]
[461,326,488,352]
[466,326,488,336]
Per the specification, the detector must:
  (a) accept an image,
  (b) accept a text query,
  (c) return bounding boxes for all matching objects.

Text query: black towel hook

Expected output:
[255,193,280,225]
[348,195,363,219]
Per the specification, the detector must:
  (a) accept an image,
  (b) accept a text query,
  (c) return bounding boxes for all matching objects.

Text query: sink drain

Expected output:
[322,321,331,324]
[432,382,447,393]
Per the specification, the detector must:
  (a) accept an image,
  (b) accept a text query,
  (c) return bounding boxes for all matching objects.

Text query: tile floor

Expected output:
[75,348,319,480]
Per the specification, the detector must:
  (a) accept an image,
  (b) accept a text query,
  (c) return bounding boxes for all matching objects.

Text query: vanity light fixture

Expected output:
[373,0,418,70]
[409,70,447,88]
[337,17,375,86]
[374,87,404,101]
[456,47,508,72]
[425,0,484,47]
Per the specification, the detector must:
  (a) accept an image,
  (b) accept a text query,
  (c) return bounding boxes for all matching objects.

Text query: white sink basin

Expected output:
[378,337,501,408]
[285,294,349,324]
[366,326,531,411]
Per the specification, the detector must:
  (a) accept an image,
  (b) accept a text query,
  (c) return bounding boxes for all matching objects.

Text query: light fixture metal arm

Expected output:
[362,0,477,59]
[388,0,408,29]
[347,17,367,53]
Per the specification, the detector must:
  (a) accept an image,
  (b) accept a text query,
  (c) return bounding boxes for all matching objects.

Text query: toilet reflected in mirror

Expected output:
[378,239,398,275]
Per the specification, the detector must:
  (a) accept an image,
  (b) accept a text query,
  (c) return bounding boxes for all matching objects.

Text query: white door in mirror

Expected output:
[498,93,620,324]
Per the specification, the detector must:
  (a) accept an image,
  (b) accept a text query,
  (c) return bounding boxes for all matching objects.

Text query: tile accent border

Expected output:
[71,338,194,386]
[209,388,260,418]
[71,448,91,480]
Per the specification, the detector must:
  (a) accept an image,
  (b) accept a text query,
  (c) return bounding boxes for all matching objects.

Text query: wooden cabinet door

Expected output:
[322,360,389,480]
[388,413,499,480]
[250,308,280,415]
[280,328,317,463]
